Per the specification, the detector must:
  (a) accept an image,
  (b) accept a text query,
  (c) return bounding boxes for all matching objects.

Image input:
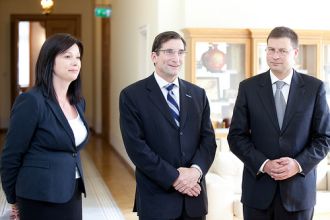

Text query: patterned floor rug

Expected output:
[0,150,124,220]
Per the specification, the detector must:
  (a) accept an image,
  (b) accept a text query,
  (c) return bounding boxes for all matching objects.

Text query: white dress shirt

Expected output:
[270,70,293,103]
[154,71,180,107]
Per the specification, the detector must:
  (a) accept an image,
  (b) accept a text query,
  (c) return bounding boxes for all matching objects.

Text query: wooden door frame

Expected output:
[101,18,111,139]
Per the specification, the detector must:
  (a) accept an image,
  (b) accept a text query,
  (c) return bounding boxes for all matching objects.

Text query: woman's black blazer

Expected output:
[1,87,89,204]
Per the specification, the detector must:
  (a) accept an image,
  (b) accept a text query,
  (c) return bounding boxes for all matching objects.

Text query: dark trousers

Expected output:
[139,200,205,220]
[139,215,205,220]
[243,187,314,220]
[17,178,83,220]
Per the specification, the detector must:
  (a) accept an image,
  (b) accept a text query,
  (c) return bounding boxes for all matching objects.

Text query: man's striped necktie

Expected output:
[166,84,180,127]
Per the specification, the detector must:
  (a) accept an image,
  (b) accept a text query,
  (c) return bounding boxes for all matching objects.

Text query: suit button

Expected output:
[180,132,183,136]
[72,153,77,157]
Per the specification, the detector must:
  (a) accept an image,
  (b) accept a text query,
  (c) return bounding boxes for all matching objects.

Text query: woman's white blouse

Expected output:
[68,113,88,146]
[68,112,88,178]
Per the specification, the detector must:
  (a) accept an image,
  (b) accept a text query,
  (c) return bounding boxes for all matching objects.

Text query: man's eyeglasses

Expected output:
[265,47,294,57]
[157,49,187,57]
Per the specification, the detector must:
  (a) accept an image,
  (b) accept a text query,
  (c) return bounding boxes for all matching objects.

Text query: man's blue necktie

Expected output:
[166,84,180,127]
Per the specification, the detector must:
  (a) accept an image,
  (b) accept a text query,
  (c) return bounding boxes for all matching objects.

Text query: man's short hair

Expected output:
[267,26,299,48]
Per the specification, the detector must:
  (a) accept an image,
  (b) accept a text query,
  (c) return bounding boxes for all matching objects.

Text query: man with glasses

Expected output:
[119,31,217,220]
[228,26,330,220]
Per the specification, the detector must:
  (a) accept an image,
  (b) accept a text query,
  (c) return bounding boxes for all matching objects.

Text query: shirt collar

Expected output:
[270,69,293,86]
[154,71,180,89]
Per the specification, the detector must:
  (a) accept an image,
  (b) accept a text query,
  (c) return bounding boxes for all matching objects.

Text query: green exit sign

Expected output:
[95,7,112,18]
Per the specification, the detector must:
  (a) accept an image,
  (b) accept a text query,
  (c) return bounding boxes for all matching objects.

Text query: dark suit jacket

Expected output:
[1,87,89,204]
[119,74,217,218]
[227,70,330,212]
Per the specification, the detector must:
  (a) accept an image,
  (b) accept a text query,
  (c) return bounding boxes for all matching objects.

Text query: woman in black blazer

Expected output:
[1,33,89,220]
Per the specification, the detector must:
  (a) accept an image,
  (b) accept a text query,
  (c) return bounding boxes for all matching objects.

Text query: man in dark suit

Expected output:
[227,26,330,220]
[119,31,217,220]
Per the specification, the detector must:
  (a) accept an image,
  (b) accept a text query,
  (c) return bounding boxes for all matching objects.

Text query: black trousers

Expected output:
[139,214,205,220]
[243,186,314,220]
[17,178,83,220]
[139,203,206,220]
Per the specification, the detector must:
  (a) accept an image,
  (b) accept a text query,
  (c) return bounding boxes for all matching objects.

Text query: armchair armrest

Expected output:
[327,169,330,190]
[206,173,235,220]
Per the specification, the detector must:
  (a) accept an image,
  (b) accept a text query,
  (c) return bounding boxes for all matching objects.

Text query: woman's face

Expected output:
[53,44,81,83]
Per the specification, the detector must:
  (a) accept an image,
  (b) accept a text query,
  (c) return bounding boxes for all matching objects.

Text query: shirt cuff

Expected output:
[191,164,203,182]
[259,159,269,174]
[294,159,303,173]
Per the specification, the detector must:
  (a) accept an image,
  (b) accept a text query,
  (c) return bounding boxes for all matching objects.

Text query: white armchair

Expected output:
[206,150,243,220]
[314,158,330,220]
[206,149,330,220]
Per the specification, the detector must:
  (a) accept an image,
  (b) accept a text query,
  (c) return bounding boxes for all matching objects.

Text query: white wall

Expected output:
[184,0,330,29]
[110,0,159,167]
[158,0,185,31]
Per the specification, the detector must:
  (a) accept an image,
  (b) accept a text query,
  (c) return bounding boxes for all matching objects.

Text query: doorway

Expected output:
[10,14,81,104]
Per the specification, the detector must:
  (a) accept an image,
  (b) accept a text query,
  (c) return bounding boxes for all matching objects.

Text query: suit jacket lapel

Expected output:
[257,72,280,131]
[45,98,76,147]
[146,74,178,128]
[178,79,191,129]
[281,71,305,132]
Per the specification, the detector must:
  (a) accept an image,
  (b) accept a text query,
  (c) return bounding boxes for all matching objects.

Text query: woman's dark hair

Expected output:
[151,31,186,54]
[35,33,84,105]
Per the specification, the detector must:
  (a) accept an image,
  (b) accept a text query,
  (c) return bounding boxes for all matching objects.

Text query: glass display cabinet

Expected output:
[182,28,251,140]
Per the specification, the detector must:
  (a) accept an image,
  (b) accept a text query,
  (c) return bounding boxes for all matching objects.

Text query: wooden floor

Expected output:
[0,132,138,220]
[84,135,138,220]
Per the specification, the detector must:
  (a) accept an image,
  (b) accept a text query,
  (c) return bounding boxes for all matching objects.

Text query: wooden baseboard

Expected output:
[108,143,134,176]
[88,127,96,136]
[88,133,135,176]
